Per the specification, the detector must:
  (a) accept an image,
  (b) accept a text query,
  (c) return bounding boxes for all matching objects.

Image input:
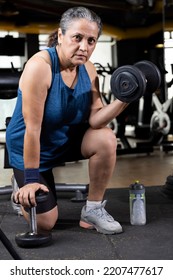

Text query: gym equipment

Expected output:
[0,228,22,259]
[54,183,89,201]
[0,67,20,99]
[162,175,173,199]
[150,93,172,136]
[94,61,156,155]
[15,191,52,248]
[0,183,89,202]
[150,109,170,136]
[110,60,161,103]
[149,93,173,147]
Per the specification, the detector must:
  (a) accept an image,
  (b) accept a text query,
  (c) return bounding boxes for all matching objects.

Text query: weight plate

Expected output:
[15,232,52,248]
[134,60,161,93]
[110,65,146,103]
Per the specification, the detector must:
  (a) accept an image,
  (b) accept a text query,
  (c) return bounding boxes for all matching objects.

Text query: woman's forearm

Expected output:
[89,99,128,129]
[23,129,41,169]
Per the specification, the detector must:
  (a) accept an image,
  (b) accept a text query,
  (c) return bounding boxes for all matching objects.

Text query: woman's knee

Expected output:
[82,127,117,157]
[102,127,117,151]
[37,206,58,231]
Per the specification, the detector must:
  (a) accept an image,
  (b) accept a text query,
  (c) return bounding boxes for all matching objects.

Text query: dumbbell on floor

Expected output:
[15,191,52,248]
[110,60,161,103]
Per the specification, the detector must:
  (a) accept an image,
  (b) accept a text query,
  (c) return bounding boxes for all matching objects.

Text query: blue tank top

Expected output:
[6,47,92,171]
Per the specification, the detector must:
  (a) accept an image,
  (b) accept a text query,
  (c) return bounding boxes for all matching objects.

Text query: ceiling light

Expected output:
[126,0,144,6]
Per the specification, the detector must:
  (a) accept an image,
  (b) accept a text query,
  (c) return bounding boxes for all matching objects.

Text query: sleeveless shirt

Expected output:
[6,47,92,171]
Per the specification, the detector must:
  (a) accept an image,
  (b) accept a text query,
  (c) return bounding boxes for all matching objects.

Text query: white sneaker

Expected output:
[11,174,23,216]
[80,200,123,234]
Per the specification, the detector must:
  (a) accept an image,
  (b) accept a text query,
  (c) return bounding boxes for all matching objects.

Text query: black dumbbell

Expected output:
[110,60,161,103]
[15,191,52,248]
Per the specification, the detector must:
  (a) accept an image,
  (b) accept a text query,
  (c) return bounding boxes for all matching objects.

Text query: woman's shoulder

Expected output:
[19,50,52,88]
[30,49,52,66]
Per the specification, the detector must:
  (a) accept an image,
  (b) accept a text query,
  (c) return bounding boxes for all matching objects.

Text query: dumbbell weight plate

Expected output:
[15,191,52,248]
[110,65,146,103]
[15,232,52,248]
[134,60,161,94]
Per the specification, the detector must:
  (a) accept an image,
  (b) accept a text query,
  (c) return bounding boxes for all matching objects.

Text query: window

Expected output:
[164,31,173,98]
[0,31,24,69]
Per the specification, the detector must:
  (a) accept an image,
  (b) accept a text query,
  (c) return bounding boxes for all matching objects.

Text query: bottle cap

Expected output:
[129,180,145,190]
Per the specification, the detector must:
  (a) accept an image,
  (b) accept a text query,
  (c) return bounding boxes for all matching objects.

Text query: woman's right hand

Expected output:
[14,183,49,207]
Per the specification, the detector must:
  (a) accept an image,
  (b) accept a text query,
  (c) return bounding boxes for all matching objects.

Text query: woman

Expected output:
[6,6,128,235]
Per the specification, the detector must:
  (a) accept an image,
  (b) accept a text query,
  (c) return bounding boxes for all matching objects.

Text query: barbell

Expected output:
[110,60,161,103]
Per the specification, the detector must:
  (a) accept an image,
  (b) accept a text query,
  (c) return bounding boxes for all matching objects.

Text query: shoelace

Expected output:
[91,200,114,222]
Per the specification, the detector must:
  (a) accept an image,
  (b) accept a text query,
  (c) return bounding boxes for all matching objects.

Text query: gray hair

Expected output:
[47,6,102,47]
[60,6,102,38]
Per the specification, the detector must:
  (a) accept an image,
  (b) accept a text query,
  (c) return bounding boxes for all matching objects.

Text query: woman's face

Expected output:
[58,18,99,66]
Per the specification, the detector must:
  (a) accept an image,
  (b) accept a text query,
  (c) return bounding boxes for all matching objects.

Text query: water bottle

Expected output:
[129,181,146,225]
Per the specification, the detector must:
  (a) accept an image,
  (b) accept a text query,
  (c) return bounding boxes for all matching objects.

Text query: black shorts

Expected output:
[13,123,90,214]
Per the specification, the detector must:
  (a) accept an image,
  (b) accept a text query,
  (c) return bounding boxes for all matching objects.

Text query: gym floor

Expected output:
[1,132,173,260]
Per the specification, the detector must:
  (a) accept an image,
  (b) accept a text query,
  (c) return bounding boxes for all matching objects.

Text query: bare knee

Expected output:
[37,206,58,231]
[82,127,117,158]
[102,127,117,154]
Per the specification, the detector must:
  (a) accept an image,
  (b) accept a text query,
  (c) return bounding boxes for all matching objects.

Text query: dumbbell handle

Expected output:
[12,191,48,234]
[30,192,48,234]
[30,207,37,234]
[13,190,48,204]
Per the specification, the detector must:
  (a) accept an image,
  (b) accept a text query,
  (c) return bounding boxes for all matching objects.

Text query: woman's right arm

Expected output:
[15,52,52,207]
[21,55,51,168]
